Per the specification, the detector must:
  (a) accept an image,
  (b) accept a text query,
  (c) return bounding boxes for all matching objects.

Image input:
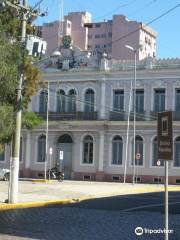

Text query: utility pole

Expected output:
[9,0,27,204]
[45,81,49,181]
[125,45,137,185]
[1,0,47,203]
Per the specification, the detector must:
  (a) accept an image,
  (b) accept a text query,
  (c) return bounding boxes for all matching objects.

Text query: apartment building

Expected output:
[42,12,157,60]
[1,56,180,184]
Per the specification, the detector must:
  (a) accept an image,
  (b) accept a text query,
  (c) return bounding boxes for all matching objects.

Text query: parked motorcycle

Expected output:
[47,166,64,181]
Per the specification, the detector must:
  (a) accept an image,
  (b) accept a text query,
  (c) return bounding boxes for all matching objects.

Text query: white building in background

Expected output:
[1,56,180,184]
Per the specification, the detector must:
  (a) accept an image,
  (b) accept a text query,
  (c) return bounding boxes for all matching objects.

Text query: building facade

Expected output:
[42,12,156,60]
[1,57,180,184]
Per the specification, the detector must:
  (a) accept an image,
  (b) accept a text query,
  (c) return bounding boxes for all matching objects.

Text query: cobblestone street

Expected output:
[0,204,180,240]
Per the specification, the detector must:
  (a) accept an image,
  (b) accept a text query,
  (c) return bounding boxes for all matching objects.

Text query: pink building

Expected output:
[42,12,157,60]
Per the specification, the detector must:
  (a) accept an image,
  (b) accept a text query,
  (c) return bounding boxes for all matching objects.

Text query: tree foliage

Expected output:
[0,34,20,104]
[0,1,43,146]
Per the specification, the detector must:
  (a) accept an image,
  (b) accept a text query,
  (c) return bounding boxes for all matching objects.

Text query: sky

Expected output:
[29,0,180,59]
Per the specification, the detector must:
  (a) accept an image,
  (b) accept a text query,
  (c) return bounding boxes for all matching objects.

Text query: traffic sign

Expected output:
[157,160,161,166]
[49,147,53,155]
[136,153,141,160]
[157,111,173,161]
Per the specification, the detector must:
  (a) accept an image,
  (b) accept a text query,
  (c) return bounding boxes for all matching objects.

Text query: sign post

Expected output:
[135,153,141,184]
[59,150,64,173]
[49,147,53,180]
[157,160,161,184]
[157,111,173,240]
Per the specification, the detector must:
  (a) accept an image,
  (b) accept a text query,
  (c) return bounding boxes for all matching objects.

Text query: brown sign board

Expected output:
[157,111,173,160]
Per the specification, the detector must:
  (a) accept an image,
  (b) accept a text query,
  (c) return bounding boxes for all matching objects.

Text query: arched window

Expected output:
[152,137,158,166]
[83,135,93,164]
[112,136,123,165]
[39,90,48,113]
[67,89,76,112]
[37,135,46,162]
[84,89,95,112]
[58,134,73,143]
[132,136,143,166]
[57,89,66,112]
[174,137,180,167]
[152,137,164,166]
[0,144,5,161]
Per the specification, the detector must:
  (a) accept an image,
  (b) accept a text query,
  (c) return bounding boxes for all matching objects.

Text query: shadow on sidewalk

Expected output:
[0,191,180,240]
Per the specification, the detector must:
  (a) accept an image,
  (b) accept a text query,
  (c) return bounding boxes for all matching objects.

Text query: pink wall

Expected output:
[88,21,112,55]
[112,15,140,60]
[42,21,59,56]
[42,12,156,60]
[65,12,91,50]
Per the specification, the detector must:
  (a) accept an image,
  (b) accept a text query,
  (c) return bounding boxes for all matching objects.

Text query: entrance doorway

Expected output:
[57,134,73,179]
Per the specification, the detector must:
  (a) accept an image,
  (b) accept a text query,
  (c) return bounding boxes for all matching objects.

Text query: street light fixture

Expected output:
[124,44,137,185]
[51,50,61,57]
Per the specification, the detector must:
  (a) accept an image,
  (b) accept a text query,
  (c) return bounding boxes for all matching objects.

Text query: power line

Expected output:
[112,2,180,45]
[128,0,158,18]
[93,0,137,21]
[37,2,180,63]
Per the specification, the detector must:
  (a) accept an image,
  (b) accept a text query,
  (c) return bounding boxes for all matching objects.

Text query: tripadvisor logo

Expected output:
[135,227,143,236]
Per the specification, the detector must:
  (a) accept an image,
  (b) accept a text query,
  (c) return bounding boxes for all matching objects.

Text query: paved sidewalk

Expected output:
[0,180,180,210]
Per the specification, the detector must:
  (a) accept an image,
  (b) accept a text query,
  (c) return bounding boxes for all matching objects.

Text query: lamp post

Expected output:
[125,45,137,184]
[45,81,49,181]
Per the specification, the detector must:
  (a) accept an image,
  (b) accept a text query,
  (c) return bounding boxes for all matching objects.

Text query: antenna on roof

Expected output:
[58,0,64,47]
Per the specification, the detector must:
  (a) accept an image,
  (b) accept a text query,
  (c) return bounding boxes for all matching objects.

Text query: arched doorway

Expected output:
[57,134,73,179]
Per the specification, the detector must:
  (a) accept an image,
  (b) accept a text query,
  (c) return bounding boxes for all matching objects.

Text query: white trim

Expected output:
[80,133,95,166]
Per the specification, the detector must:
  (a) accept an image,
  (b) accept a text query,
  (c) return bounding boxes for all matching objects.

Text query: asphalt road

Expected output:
[0,191,180,240]
[62,191,180,214]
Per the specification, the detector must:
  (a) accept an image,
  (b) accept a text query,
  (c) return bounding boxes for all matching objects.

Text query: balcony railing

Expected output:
[173,111,180,121]
[37,112,98,121]
[109,111,126,121]
[150,111,180,121]
[130,111,146,121]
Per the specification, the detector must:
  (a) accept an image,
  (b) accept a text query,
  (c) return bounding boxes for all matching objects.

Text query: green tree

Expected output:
[0,1,43,148]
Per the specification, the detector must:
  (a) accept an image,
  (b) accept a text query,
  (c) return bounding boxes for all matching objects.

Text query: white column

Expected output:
[98,131,104,171]
[25,132,31,169]
[100,81,106,119]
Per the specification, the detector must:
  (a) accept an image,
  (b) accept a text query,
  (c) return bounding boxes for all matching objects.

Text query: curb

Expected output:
[0,185,180,211]
[0,198,78,211]
[31,179,55,183]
